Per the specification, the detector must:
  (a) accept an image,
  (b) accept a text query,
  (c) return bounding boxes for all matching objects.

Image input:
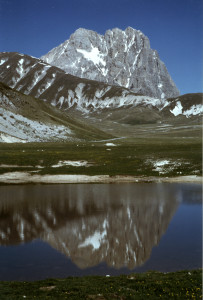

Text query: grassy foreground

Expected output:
[0,270,201,299]
[0,137,201,178]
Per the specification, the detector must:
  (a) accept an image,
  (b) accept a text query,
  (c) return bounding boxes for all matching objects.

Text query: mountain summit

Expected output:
[41,27,179,99]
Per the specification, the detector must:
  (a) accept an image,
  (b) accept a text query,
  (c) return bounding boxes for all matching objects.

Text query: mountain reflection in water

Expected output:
[0,183,183,270]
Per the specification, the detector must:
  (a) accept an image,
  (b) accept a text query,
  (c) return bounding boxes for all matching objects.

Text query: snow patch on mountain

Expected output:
[170,101,203,117]
[0,107,73,143]
[0,133,26,143]
[170,101,183,116]
[24,67,51,94]
[183,104,203,117]
[0,58,8,65]
[47,81,163,112]
[36,74,56,97]
[16,58,24,76]
[77,46,106,66]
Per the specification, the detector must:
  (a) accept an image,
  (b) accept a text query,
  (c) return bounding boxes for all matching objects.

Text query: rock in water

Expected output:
[41,27,179,99]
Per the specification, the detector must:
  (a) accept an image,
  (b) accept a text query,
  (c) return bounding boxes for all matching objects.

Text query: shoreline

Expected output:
[0,171,201,184]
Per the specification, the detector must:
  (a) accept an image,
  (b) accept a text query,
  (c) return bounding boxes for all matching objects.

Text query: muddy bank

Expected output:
[0,171,201,184]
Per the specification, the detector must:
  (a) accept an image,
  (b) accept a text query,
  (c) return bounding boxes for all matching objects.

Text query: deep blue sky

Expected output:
[0,0,202,95]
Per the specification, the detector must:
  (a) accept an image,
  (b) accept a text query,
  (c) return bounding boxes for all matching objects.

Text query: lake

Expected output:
[0,183,201,281]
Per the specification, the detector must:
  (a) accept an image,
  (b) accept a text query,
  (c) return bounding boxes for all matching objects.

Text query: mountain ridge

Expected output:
[0,81,112,142]
[0,51,202,143]
[0,52,166,113]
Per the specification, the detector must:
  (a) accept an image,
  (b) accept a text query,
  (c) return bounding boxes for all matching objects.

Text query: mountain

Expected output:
[0,52,164,113]
[41,27,180,99]
[0,52,202,142]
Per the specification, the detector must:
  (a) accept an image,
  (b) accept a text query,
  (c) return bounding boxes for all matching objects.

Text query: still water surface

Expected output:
[0,183,201,281]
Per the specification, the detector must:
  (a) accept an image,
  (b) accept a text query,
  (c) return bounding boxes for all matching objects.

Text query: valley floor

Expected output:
[0,132,201,183]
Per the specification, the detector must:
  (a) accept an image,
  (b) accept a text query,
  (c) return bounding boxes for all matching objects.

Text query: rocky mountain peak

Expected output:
[41,27,179,99]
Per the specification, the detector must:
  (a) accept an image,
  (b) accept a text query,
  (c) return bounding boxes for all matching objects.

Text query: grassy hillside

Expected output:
[0,82,113,141]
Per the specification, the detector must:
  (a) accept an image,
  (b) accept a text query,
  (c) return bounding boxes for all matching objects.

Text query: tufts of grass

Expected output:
[0,270,201,299]
[0,138,201,177]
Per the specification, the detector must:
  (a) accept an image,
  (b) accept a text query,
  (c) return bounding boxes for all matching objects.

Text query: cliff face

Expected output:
[41,27,180,99]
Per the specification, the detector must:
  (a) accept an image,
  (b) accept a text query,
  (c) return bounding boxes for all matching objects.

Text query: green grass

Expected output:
[0,137,201,177]
[0,270,201,299]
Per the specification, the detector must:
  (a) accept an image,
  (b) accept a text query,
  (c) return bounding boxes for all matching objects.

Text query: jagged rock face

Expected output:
[0,183,179,269]
[41,27,180,99]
